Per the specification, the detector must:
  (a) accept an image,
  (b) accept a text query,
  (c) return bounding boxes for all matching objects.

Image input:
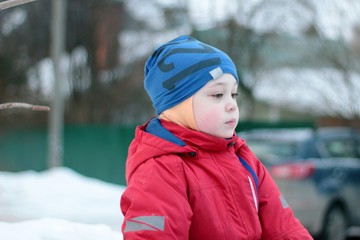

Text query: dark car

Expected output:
[238,127,360,240]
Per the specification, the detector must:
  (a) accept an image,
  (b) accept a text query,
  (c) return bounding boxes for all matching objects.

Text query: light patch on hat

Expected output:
[209,67,223,80]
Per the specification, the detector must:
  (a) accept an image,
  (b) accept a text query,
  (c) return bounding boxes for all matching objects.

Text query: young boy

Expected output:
[120,35,313,239]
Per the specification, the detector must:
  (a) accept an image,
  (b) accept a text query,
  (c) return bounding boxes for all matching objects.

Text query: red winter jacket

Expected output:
[120,118,312,239]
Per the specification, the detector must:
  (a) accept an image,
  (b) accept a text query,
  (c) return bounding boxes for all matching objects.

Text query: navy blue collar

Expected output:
[145,118,186,146]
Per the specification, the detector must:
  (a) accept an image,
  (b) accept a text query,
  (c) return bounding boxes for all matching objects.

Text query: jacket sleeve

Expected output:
[120,155,192,240]
[241,145,313,240]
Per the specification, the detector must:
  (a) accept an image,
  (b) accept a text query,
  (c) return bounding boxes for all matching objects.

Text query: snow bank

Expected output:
[0,218,122,240]
[0,167,126,239]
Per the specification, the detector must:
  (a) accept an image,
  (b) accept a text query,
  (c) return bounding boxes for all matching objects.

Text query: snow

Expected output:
[1,8,27,35]
[0,167,126,240]
[27,58,54,98]
[190,0,360,42]
[0,219,121,240]
[253,68,360,117]
[311,0,360,41]
[242,0,314,37]
[188,0,238,30]
[27,46,91,99]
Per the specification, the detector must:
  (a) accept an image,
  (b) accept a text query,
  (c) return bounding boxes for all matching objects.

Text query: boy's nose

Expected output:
[226,100,237,112]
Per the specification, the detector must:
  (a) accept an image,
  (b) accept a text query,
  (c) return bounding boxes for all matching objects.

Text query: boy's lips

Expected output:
[225,119,237,127]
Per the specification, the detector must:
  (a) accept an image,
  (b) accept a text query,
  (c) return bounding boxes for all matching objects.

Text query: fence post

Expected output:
[48,0,67,168]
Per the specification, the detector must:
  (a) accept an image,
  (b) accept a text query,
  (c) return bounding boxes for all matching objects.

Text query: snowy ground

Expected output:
[0,167,126,240]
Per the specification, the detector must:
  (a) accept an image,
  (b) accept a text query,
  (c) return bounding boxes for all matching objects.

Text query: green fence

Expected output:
[0,124,136,186]
[0,121,314,186]
[235,120,315,131]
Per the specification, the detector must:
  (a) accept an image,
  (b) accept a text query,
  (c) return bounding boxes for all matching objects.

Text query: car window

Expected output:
[323,139,357,158]
[356,139,360,157]
[245,140,297,165]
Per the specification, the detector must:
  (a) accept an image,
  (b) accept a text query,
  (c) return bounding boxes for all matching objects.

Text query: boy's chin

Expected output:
[211,131,234,139]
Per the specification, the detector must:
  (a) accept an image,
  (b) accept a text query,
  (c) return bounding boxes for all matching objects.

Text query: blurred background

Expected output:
[0,0,360,240]
[0,0,360,239]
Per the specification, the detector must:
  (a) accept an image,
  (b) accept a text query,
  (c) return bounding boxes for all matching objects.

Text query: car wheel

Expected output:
[321,206,348,240]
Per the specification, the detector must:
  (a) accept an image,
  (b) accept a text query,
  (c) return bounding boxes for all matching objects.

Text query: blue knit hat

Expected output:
[144,35,239,115]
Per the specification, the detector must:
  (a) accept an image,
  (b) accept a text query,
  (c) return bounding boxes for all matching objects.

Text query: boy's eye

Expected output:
[232,93,239,98]
[212,93,223,98]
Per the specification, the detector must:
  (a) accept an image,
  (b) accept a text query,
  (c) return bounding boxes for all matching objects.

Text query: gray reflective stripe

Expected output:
[124,216,165,233]
[279,194,289,208]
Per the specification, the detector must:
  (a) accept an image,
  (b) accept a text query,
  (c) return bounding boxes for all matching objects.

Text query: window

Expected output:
[246,140,297,165]
[324,139,357,158]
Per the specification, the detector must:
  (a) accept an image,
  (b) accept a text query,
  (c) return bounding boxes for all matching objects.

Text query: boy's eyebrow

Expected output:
[208,81,238,88]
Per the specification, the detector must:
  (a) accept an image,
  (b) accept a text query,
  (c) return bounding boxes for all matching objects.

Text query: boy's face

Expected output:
[193,74,239,138]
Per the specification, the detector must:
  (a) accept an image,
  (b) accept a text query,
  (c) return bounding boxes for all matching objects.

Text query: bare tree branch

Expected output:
[0,0,36,11]
[0,1,47,114]
[0,102,50,111]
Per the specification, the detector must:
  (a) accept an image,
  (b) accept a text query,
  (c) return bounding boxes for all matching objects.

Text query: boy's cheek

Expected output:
[196,108,220,131]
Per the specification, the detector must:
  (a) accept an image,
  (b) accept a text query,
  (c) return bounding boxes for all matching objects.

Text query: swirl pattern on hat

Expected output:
[144,35,239,115]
